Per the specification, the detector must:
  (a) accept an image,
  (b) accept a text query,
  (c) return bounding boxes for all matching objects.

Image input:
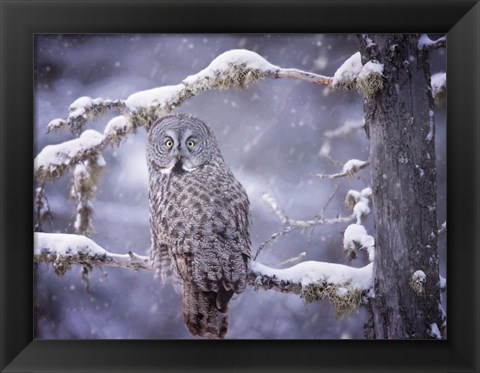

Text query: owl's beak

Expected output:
[171,153,185,174]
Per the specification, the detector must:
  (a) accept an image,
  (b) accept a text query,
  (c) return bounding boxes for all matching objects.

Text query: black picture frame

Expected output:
[1,0,479,372]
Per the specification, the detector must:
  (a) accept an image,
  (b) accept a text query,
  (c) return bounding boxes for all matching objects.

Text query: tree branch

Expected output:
[261,193,354,229]
[34,232,373,313]
[431,72,446,106]
[418,35,446,51]
[255,193,355,260]
[36,49,372,184]
[43,50,333,137]
[274,68,333,86]
[314,159,370,179]
[34,232,152,275]
[438,221,446,235]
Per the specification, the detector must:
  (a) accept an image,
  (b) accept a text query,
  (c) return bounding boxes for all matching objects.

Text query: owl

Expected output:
[146,114,251,339]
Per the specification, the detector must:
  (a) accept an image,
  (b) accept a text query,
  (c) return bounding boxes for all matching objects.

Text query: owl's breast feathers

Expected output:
[156,162,251,297]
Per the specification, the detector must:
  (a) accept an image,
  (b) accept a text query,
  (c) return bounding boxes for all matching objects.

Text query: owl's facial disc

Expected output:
[148,118,214,175]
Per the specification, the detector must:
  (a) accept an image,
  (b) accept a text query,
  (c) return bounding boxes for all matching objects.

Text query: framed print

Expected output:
[1,0,479,372]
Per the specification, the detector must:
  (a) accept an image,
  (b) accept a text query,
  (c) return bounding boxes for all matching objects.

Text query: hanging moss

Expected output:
[301,282,363,318]
[356,71,384,100]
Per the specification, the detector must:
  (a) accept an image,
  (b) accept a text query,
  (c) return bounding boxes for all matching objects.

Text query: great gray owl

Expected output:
[146,114,251,339]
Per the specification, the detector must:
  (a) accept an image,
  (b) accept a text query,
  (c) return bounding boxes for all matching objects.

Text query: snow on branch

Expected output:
[34,232,152,275]
[343,223,375,262]
[47,96,126,134]
[249,261,373,316]
[46,49,333,137]
[345,187,372,224]
[314,159,370,179]
[418,34,446,51]
[332,52,363,90]
[332,52,384,100]
[431,72,446,105]
[34,129,107,182]
[36,49,345,185]
[70,154,106,234]
[257,187,373,261]
[438,221,446,235]
[34,232,373,313]
[439,275,447,292]
[38,49,386,185]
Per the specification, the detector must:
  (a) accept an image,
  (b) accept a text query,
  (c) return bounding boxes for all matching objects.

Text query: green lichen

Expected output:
[214,64,266,91]
[410,275,426,297]
[356,72,384,101]
[301,282,363,318]
[332,79,357,91]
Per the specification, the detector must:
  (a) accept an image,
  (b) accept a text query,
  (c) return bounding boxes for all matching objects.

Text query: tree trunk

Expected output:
[359,34,443,339]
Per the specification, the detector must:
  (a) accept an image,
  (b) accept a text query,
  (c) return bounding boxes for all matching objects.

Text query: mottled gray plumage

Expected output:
[146,114,251,339]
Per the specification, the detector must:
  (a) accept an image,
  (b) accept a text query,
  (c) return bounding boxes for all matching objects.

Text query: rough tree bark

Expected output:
[359,34,443,339]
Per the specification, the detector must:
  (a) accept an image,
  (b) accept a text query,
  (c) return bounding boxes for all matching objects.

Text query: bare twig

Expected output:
[273,68,333,86]
[255,193,355,260]
[324,120,365,140]
[254,225,296,261]
[319,119,365,161]
[314,160,370,180]
[318,184,340,217]
[262,193,354,229]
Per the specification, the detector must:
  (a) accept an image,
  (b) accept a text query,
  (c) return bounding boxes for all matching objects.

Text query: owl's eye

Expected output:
[165,139,174,148]
[187,139,196,148]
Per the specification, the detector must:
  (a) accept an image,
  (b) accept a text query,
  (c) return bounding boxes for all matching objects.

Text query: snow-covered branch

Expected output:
[332,52,384,100]
[47,97,126,135]
[35,130,107,182]
[37,48,387,185]
[45,50,332,136]
[438,221,446,235]
[314,159,370,179]
[249,261,373,316]
[70,154,106,234]
[34,232,373,314]
[345,187,372,224]
[418,35,446,51]
[34,232,152,275]
[257,187,373,262]
[431,72,446,105]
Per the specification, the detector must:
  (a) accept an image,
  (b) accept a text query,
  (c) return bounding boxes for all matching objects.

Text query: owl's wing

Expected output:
[148,178,175,284]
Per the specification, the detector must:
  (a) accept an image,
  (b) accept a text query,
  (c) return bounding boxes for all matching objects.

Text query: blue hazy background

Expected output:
[34,34,446,339]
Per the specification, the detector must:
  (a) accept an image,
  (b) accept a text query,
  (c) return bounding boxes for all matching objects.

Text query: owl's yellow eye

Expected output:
[165,139,174,148]
[187,140,196,148]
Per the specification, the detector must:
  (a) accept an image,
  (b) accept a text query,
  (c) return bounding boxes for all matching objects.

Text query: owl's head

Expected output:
[146,114,223,174]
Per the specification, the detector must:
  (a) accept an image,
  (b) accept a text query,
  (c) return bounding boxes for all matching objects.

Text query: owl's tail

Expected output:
[182,282,229,339]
